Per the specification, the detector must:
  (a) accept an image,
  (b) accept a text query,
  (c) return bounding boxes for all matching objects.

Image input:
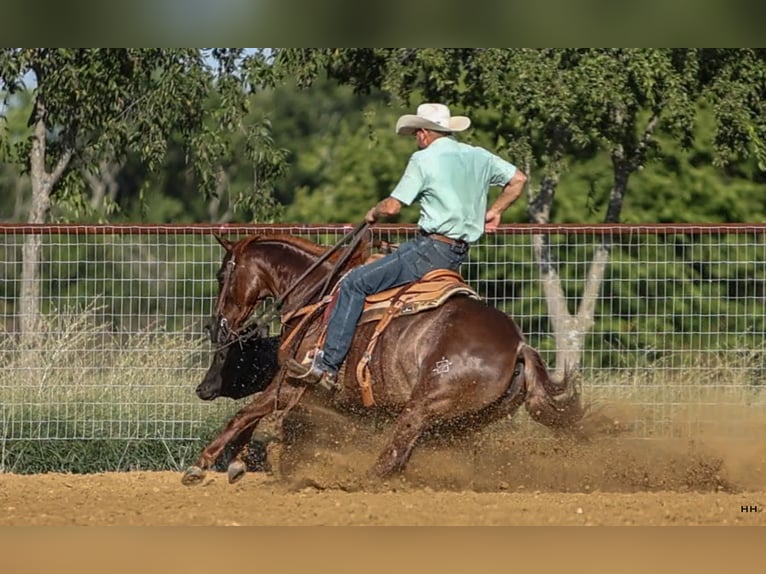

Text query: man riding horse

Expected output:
[181,102,581,485]
[286,102,528,389]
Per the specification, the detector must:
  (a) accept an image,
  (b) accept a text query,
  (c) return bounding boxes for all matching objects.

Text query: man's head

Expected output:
[395,103,471,139]
[412,128,448,150]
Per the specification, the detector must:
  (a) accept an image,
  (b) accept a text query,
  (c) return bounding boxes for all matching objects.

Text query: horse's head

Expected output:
[206,231,371,345]
[207,234,276,345]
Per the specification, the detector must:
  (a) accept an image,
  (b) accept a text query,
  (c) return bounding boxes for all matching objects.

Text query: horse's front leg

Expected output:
[182,383,303,485]
[222,428,263,484]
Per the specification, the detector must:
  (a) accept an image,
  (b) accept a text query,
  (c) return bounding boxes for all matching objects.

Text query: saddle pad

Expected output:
[358,269,480,324]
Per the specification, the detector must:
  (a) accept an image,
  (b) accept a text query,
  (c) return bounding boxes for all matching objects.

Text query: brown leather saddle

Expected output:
[281,268,480,406]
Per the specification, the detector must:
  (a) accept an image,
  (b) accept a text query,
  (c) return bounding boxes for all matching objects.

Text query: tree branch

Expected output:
[577,243,610,323]
[49,147,74,189]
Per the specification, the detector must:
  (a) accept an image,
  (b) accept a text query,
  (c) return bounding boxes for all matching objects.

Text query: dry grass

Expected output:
[0,302,242,472]
[1,304,765,473]
[575,356,766,440]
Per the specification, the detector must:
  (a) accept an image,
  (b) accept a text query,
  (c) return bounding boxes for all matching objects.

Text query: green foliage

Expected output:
[272,48,765,226]
[0,48,285,224]
[281,106,415,222]
[0,90,32,220]
[2,49,764,225]
[245,76,410,223]
[477,231,766,370]
[701,49,766,170]
[595,233,766,369]
[559,103,766,224]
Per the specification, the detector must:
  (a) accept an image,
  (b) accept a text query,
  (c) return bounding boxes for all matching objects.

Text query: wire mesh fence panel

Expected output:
[1,223,765,448]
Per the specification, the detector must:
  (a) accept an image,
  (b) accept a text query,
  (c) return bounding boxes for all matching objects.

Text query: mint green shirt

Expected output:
[390,137,517,243]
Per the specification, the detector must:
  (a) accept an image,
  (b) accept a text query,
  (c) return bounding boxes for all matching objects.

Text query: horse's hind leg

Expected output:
[370,359,526,479]
[371,406,430,478]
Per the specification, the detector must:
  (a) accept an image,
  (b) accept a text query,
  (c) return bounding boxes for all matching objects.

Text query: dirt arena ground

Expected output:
[1,469,764,526]
[2,402,765,526]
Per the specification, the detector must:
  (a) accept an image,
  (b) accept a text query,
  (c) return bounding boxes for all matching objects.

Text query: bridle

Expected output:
[212,257,238,340]
[213,221,370,349]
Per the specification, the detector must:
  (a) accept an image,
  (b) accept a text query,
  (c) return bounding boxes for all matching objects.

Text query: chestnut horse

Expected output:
[182,233,583,485]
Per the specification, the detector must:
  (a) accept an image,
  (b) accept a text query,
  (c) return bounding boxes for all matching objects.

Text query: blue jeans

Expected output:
[318,234,469,373]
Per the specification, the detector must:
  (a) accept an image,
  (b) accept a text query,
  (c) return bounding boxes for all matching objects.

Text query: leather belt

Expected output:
[418,228,467,247]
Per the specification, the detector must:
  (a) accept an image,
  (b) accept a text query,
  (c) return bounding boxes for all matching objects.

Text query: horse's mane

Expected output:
[237,234,369,269]
[251,235,328,257]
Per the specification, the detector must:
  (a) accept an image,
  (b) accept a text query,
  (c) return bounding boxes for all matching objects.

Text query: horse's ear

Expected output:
[214,234,234,252]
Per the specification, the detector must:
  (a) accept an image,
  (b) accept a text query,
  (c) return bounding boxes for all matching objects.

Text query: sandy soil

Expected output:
[2,402,765,526]
[1,470,764,526]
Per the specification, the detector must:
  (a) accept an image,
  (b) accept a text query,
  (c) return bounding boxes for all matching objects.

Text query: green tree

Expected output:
[272,48,766,373]
[0,89,32,221]
[246,77,411,223]
[0,48,284,336]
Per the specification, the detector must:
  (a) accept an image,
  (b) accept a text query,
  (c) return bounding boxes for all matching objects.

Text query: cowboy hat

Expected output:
[395,103,471,136]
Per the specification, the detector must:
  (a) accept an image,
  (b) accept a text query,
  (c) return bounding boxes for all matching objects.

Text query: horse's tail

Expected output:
[518,343,584,429]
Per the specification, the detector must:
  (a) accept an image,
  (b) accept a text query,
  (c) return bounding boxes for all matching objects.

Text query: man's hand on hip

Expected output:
[484,210,501,233]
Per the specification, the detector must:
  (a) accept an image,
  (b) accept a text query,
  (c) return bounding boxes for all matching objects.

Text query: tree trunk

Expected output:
[526,103,658,373]
[528,173,610,379]
[208,167,234,223]
[18,109,72,342]
[13,175,28,221]
[84,158,121,215]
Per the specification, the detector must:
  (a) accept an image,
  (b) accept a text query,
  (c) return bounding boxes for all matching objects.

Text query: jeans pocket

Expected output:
[447,251,466,270]
[425,241,465,272]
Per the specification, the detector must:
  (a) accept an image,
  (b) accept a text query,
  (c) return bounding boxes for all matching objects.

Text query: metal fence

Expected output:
[1,223,765,445]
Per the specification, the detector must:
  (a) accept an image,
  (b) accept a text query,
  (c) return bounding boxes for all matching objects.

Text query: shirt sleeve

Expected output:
[487,153,517,187]
[390,155,425,206]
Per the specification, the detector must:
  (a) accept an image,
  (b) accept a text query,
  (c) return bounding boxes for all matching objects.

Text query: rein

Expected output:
[277,220,370,310]
[231,221,370,344]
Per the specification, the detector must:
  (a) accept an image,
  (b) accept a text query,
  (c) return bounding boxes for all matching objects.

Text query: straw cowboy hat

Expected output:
[395,103,471,136]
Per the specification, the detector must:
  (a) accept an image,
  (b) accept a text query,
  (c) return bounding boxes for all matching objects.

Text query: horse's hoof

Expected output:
[181,466,206,486]
[227,460,247,484]
[266,441,284,480]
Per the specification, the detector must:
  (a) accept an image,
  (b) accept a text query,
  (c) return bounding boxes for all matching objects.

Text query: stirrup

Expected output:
[285,357,324,384]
